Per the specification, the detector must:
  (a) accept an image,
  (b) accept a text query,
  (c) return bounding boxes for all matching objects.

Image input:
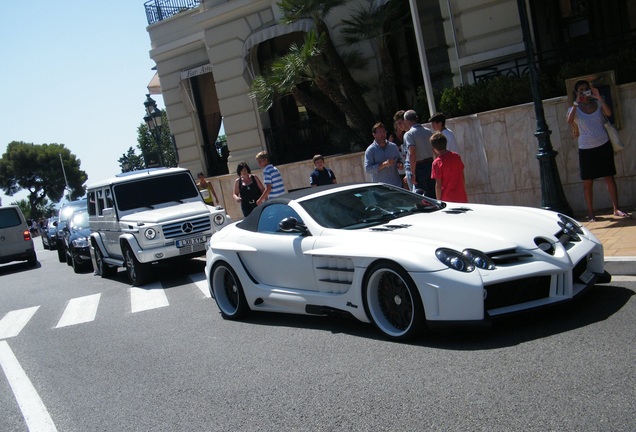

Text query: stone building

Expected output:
[144,0,635,218]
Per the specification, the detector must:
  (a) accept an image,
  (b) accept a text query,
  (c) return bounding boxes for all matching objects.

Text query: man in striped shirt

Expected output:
[256,151,286,205]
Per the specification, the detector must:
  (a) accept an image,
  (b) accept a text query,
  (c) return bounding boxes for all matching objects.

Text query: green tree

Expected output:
[11,197,56,220]
[0,141,87,218]
[118,110,175,172]
[118,147,145,173]
[138,110,176,168]
[340,0,403,122]
[251,31,358,141]
[266,0,376,144]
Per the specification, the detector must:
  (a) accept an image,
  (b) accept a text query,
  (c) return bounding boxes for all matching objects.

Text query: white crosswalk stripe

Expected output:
[0,272,210,337]
[130,282,169,313]
[188,272,211,298]
[55,293,101,328]
[0,306,40,340]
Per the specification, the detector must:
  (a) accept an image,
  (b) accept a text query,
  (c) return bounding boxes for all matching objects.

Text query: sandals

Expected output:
[614,210,630,218]
[586,216,596,222]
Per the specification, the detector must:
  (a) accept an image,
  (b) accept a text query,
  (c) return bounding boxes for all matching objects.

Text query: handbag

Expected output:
[604,118,624,154]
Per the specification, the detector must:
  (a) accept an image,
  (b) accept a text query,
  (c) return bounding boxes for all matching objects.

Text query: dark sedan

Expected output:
[62,210,93,273]
[41,217,58,250]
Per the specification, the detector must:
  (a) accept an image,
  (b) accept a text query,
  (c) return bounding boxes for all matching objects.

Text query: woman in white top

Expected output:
[566,79,628,221]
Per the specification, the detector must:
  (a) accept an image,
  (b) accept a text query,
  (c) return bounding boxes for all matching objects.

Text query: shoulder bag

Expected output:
[604,117,624,154]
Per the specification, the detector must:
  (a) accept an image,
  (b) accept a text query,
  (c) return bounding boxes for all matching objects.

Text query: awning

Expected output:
[243,19,314,79]
[147,72,162,95]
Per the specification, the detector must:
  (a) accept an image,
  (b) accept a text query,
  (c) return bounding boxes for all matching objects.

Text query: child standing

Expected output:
[309,154,337,187]
[430,132,468,203]
[255,151,286,204]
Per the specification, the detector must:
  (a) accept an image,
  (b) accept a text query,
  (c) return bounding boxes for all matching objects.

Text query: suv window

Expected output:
[0,208,21,228]
[114,172,199,211]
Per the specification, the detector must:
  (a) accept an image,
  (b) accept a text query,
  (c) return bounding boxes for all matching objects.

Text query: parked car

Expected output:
[88,167,231,286]
[205,183,610,341]
[59,210,93,273]
[41,217,58,250]
[0,205,37,267]
[55,199,87,263]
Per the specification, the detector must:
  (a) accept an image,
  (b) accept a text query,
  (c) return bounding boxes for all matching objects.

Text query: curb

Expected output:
[605,257,636,276]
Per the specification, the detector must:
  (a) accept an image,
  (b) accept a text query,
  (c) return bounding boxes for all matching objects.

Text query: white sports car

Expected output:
[205,183,609,341]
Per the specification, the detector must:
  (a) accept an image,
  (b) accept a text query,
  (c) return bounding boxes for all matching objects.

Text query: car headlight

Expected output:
[557,214,583,241]
[462,249,496,270]
[213,214,226,226]
[144,228,157,240]
[72,238,89,248]
[436,248,475,272]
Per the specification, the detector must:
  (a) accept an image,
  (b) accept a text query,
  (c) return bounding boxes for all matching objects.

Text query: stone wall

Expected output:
[207,82,635,220]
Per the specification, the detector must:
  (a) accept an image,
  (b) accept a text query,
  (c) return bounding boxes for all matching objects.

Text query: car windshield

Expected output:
[113,172,200,211]
[70,212,89,230]
[300,184,444,229]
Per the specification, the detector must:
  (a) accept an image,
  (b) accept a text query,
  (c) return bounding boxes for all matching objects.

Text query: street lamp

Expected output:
[516,0,572,216]
[143,94,164,168]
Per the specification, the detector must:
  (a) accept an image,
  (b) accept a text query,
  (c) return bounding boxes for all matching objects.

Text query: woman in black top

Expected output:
[232,162,265,217]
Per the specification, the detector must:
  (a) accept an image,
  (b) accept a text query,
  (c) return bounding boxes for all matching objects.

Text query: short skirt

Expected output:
[578,141,616,180]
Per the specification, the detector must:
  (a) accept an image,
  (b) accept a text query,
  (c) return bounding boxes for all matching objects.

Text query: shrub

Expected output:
[426,49,636,118]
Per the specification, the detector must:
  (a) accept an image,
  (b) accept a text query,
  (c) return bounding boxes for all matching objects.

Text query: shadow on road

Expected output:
[218,284,634,349]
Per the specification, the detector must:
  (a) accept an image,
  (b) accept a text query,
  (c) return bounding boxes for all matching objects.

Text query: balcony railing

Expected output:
[144,0,200,25]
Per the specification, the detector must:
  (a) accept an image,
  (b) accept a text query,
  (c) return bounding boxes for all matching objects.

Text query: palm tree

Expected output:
[277,0,375,139]
[251,31,367,145]
[340,0,403,122]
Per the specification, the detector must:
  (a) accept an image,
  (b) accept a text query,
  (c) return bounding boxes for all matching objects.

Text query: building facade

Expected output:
[145,0,635,218]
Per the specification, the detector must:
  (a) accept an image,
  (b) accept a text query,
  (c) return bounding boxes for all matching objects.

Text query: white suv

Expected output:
[87,168,230,285]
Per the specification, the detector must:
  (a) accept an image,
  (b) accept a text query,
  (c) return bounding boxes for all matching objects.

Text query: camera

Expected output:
[582,90,592,97]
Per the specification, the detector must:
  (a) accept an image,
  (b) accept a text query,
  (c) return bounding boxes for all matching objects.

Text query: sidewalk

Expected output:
[579,210,636,276]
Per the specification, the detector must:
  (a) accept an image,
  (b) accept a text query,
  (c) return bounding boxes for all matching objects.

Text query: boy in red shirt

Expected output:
[430,132,468,203]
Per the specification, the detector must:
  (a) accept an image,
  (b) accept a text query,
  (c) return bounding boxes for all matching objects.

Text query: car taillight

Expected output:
[23,230,32,241]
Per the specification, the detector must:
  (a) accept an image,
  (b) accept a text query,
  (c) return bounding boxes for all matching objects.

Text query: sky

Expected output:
[0,1,164,206]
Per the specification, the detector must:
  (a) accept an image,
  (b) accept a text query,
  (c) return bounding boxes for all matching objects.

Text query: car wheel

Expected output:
[27,250,37,267]
[57,245,66,263]
[94,246,117,278]
[362,261,425,341]
[123,244,151,286]
[210,262,250,320]
[66,250,73,266]
[71,252,82,273]
[42,238,48,250]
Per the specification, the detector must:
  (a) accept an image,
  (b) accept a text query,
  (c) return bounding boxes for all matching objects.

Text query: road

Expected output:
[1,240,635,431]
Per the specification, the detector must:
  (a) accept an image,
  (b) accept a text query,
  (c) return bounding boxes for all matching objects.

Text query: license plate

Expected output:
[579,269,595,284]
[176,235,207,248]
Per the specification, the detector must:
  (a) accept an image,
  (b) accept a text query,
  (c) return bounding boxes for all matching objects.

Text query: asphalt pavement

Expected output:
[579,209,636,276]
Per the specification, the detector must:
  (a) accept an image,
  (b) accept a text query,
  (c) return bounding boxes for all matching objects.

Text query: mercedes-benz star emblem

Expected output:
[181,222,194,233]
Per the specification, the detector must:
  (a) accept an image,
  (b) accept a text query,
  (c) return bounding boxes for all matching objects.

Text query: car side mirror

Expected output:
[279,217,309,235]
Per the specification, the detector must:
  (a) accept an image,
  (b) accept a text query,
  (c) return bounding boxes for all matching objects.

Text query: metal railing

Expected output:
[472,29,636,84]
[144,0,200,25]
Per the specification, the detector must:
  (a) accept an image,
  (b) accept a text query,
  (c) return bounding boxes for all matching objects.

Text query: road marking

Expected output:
[55,294,101,328]
[0,341,58,431]
[189,272,211,298]
[130,283,169,313]
[0,306,40,340]
[610,275,636,282]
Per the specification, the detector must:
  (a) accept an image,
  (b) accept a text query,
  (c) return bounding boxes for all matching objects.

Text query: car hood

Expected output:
[70,228,92,239]
[357,203,565,253]
[119,202,210,224]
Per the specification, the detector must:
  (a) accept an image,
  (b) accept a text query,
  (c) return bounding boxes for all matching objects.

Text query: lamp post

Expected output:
[516,0,572,216]
[143,94,164,168]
